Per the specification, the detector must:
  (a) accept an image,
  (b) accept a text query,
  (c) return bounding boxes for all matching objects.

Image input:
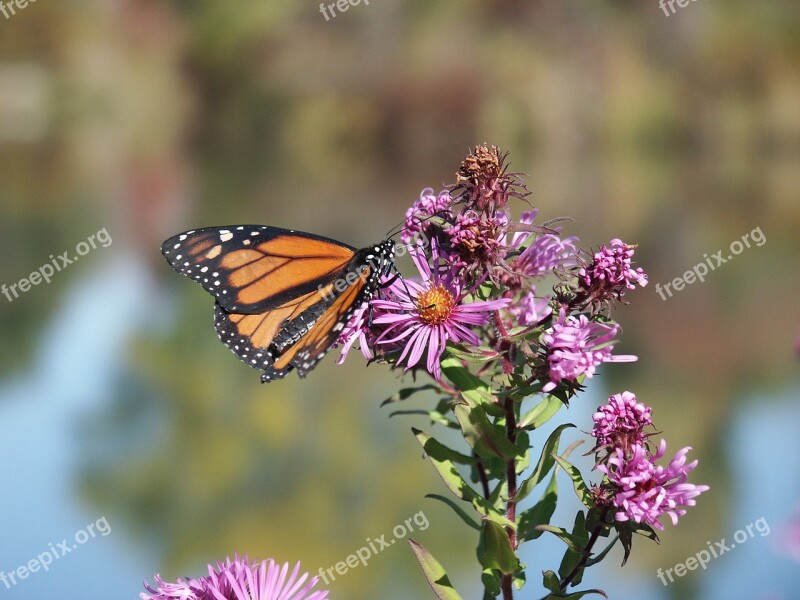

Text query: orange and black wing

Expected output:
[213,268,373,382]
[161,225,357,314]
[162,225,396,382]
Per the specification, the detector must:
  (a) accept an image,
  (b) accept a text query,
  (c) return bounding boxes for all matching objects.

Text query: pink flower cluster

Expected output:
[592,393,708,530]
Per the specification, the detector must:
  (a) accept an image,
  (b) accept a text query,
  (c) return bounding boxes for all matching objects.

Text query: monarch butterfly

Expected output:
[161,225,397,382]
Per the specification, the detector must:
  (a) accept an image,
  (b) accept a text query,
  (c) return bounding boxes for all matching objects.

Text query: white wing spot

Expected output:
[179,234,187,241]
[220,230,233,242]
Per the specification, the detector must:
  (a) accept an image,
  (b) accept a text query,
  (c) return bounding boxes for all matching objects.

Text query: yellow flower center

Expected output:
[416,284,456,325]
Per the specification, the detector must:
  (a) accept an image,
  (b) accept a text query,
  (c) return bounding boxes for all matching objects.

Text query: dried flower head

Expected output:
[453,144,528,213]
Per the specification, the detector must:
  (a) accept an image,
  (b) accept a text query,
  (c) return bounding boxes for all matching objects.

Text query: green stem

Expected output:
[474,454,491,499]
[501,396,518,600]
[557,508,609,592]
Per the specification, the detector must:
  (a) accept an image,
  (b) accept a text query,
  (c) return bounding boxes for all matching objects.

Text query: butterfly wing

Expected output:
[161,225,357,313]
[163,224,396,382]
[213,268,371,382]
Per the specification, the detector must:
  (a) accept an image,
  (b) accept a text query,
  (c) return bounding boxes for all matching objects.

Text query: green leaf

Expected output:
[447,344,500,363]
[513,424,575,503]
[552,454,593,509]
[505,323,543,341]
[542,590,608,599]
[542,570,607,599]
[425,494,482,531]
[517,471,558,543]
[479,521,521,575]
[453,403,521,461]
[585,536,619,568]
[415,430,477,465]
[440,356,503,416]
[515,430,531,475]
[480,569,501,597]
[618,520,660,566]
[558,512,589,584]
[408,539,464,600]
[519,396,563,429]
[389,409,435,418]
[535,524,585,554]
[381,385,439,407]
[413,429,515,529]
[542,570,561,593]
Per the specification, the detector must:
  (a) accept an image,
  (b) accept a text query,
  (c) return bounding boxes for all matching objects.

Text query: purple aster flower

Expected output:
[541,308,636,393]
[505,287,552,327]
[506,210,578,282]
[141,555,328,600]
[401,187,454,244]
[578,238,648,306]
[597,441,709,530]
[592,391,653,448]
[370,243,509,380]
[335,301,373,364]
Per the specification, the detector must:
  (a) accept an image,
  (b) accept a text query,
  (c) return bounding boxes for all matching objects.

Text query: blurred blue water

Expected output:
[0,255,156,599]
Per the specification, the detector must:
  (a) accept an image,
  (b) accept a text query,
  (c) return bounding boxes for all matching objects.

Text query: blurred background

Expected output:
[1,1,799,598]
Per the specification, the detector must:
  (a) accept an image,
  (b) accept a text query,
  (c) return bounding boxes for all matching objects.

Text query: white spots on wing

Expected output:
[236,226,245,230]
[206,245,222,259]
[214,280,220,286]
[179,234,187,241]
[220,229,233,242]
[173,243,180,249]
[243,239,251,245]
[201,266,208,273]
[251,231,260,236]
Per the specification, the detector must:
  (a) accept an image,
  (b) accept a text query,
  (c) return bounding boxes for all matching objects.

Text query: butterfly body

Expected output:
[162,225,395,382]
